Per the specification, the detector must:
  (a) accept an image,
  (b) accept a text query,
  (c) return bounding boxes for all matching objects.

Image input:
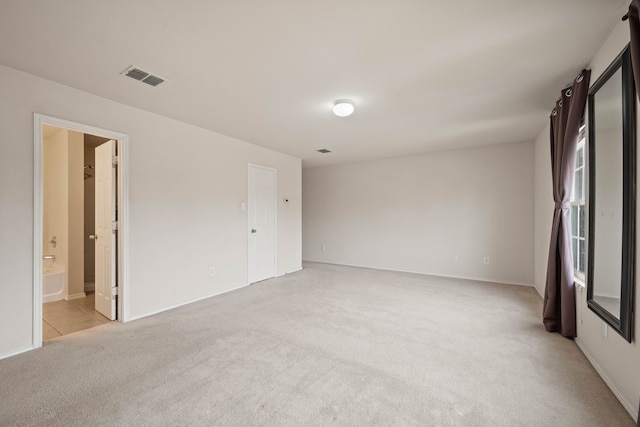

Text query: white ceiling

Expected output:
[0,0,628,168]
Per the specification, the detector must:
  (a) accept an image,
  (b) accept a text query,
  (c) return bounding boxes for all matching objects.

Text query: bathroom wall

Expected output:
[83,144,95,285]
[43,127,69,295]
[42,126,85,300]
[67,131,84,299]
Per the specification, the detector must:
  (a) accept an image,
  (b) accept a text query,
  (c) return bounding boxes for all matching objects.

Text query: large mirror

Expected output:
[586,44,636,342]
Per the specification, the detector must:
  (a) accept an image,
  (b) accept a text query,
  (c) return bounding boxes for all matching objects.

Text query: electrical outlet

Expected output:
[483,257,490,265]
[209,267,216,277]
[321,244,326,252]
[452,255,459,262]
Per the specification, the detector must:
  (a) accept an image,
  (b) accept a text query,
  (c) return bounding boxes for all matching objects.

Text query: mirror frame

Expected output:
[586,44,636,342]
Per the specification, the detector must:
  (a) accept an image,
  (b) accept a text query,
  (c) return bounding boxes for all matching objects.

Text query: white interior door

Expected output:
[248,165,276,284]
[94,140,116,320]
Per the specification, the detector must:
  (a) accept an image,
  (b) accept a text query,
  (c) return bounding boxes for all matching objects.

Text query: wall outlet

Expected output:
[483,257,490,265]
[209,267,216,277]
[602,322,608,339]
[452,255,459,262]
[321,244,326,252]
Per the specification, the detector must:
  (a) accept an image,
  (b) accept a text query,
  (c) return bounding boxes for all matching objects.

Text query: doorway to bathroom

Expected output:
[33,114,129,347]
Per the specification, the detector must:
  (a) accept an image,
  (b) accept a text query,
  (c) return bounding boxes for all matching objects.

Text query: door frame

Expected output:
[247,163,277,284]
[33,113,130,348]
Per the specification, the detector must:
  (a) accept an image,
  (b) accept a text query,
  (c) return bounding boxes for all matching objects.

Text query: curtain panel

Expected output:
[543,70,590,338]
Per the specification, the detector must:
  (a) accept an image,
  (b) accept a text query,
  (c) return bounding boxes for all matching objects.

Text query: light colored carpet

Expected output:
[0,262,634,426]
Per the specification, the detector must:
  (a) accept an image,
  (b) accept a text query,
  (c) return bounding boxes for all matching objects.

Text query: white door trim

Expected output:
[247,163,277,284]
[33,113,130,349]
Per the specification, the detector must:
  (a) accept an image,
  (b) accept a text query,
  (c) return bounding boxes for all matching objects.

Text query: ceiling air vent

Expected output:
[121,66,165,87]
[141,74,164,87]
[124,67,148,81]
[317,149,331,154]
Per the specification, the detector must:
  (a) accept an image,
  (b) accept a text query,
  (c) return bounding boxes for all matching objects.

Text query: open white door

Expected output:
[248,165,276,284]
[94,140,116,320]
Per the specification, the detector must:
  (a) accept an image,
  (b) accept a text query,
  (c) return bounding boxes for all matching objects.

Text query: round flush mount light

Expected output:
[333,99,355,117]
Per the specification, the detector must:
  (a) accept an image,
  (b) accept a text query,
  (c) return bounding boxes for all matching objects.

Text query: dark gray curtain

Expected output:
[543,70,590,338]
[626,4,640,424]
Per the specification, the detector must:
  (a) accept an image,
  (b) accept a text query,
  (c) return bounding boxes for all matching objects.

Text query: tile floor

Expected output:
[42,293,111,340]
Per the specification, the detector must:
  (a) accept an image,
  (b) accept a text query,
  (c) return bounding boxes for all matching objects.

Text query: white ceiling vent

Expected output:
[122,66,165,87]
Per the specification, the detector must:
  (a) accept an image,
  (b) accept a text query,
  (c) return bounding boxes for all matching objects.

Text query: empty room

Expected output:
[0,1,639,426]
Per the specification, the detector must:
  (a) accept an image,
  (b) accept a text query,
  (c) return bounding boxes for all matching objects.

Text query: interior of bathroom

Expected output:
[41,125,113,340]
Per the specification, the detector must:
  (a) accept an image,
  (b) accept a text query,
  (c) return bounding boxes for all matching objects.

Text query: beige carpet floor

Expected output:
[0,262,634,426]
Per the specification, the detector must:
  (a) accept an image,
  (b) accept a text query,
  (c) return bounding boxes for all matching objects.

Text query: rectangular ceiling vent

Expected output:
[317,149,332,154]
[141,74,164,86]
[122,66,165,87]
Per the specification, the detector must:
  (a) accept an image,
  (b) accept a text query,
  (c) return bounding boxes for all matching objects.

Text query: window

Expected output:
[571,124,586,281]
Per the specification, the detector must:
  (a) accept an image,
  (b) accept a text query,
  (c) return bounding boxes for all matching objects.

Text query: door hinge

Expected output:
[112,286,118,296]
[112,221,118,231]
[112,155,119,166]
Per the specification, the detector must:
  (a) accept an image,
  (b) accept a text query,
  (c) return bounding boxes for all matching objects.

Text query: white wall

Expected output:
[0,64,302,358]
[533,20,640,420]
[67,130,85,298]
[303,141,534,285]
[42,128,70,295]
[533,122,553,297]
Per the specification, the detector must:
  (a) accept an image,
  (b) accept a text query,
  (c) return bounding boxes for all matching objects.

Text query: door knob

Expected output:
[251,229,257,233]
[89,234,98,240]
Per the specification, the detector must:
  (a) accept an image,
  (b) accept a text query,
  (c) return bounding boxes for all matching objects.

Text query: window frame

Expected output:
[571,124,586,284]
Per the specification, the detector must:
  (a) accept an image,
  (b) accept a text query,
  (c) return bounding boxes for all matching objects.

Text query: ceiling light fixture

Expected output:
[333,99,355,117]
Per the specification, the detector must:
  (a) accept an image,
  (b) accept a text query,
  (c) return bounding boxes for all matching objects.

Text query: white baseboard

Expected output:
[575,338,638,423]
[127,283,250,322]
[276,267,303,277]
[0,345,36,361]
[302,260,533,287]
[65,292,86,301]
